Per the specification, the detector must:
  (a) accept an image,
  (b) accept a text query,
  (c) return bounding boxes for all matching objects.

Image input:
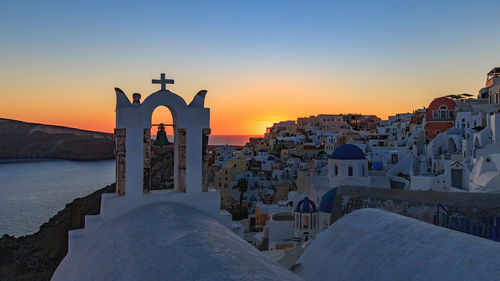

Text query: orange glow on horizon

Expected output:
[1,67,486,136]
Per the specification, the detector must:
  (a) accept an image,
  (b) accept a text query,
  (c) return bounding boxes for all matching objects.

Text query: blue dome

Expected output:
[258,148,267,153]
[329,144,366,160]
[267,155,276,161]
[295,197,317,213]
[319,188,337,213]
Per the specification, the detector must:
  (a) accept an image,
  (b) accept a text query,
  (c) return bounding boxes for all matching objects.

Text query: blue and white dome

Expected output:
[267,155,276,161]
[295,197,318,213]
[329,144,365,160]
[319,188,337,213]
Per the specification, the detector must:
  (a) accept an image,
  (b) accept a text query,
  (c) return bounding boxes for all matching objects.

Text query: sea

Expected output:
[0,159,115,237]
[0,135,258,237]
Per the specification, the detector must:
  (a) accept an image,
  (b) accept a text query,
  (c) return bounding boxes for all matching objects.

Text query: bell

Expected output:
[153,123,171,146]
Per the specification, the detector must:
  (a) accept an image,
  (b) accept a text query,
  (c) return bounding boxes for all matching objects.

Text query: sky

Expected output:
[1,0,499,135]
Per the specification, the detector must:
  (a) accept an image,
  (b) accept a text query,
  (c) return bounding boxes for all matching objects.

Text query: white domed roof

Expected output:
[53,202,301,281]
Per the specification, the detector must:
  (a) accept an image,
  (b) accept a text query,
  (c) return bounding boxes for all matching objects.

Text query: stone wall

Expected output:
[114,129,126,196]
[176,128,187,193]
[331,186,500,227]
[202,128,211,192]
[143,128,152,192]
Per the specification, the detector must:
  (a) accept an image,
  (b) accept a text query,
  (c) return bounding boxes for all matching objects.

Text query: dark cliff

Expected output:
[0,184,115,281]
[0,118,115,160]
[0,147,175,280]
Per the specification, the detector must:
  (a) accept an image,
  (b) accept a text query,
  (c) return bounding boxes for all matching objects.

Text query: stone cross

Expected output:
[152,73,174,90]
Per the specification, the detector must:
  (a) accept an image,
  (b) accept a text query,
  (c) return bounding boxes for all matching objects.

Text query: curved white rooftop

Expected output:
[298,208,500,281]
[52,201,302,281]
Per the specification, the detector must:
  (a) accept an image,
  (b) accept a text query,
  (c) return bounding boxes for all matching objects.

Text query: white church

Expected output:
[51,74,302,280]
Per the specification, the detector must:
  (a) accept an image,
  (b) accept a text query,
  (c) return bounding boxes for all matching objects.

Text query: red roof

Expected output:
[425,97,456,121]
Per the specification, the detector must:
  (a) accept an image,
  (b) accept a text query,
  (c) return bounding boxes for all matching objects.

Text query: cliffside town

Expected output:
[208,68,500,250]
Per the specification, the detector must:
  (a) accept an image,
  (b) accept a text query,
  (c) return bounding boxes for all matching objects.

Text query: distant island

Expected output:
[0,118,115,160]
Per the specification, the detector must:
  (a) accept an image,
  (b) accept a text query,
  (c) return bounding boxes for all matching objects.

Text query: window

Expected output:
[449,111,454,119]
[438,105,448,119]
[432,110,439,119]
[440,110,447,119]
[334,165,338,176]
[391,154,398,164]
[348,166,353,176]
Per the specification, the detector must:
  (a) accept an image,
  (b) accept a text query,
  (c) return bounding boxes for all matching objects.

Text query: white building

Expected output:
[293,197,319,245]
[267,212,295,251]
[328,144,370,187]
[214,145,237,167]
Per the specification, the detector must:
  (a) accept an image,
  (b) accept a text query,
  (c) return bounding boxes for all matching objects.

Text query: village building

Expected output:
[293,197,319,245]
[213,145,238,167]
[328,144,370,188]
[214,159,249,208]
[424,97,457,141]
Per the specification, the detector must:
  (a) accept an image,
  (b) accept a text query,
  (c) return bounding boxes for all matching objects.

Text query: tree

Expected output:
[270,142,284,157]
[236,178,248,209]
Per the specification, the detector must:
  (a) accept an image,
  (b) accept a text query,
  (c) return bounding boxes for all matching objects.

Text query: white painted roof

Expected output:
[52,202,302,281]
[297,208,500,281]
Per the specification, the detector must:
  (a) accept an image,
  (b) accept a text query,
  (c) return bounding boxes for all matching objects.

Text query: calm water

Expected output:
[0,160,115,237]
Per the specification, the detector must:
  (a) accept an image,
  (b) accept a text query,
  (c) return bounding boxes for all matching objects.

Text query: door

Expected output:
[451,168,462,189]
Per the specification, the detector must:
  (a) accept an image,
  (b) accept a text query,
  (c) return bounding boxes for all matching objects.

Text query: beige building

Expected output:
[214,159,249,208]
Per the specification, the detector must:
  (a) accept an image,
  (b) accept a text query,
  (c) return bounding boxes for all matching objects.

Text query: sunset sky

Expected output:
[1,1,499,135]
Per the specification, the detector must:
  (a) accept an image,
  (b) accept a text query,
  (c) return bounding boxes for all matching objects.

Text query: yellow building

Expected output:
[214,159,249,208]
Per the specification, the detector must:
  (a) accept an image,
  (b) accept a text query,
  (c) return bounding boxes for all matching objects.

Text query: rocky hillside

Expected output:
[0,118,115,160]
[151,145,175,190]
[0,184,115,281]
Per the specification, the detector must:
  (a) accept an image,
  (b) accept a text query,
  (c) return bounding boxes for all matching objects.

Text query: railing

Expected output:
[434,204,500,242]
[433,203,448,225]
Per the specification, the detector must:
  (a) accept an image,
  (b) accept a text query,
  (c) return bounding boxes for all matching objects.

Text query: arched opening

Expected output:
[147,106,176,191]
[439,105,448,120]
[152,106,174,142]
